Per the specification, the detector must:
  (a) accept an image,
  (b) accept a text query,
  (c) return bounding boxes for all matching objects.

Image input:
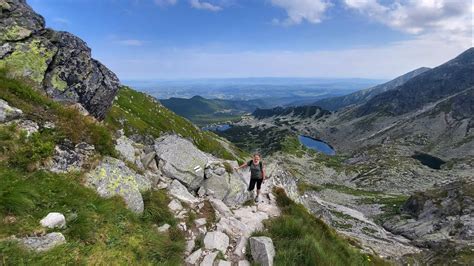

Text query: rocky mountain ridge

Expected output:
[0,0,120,119]
[313,67,430,111]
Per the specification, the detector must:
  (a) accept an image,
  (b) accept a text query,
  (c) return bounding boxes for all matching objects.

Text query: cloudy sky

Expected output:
[29,0,473,80]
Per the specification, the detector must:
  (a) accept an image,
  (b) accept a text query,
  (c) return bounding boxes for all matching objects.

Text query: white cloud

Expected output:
[344,0,472,38]
[189,0,222,11]
[270,0,331,25]
[154,0,177,6]
[103,34,471,80]
[116,39,145,46]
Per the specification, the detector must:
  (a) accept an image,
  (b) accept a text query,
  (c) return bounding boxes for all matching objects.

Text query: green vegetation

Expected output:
[160,95,255,126]
[0,71,115,156]
[252,188,389,266]
[105,86,247,161]
[0,168,184,264]
[280,135,305,157]
[0,72,184,264]
[217,125,295,155]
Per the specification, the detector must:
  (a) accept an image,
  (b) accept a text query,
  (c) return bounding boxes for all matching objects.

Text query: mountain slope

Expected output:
[356,49,474,117]
[252,105,331,120]
[106,88,247,161]
[313,67,430,111]
[160,95,259,125]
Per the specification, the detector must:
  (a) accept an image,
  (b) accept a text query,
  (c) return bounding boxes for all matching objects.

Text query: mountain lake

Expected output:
[299,135,336,155]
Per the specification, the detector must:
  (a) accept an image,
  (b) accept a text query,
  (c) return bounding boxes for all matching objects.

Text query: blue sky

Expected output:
[29,0,472,80]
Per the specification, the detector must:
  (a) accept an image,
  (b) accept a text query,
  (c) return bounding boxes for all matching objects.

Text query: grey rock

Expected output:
[194,218,207,227]
[233,236,248,258]
[168,179,199,205]
[141,151,157,169]
[200,251,218,266]
[209,198,233,218]
[167,199,183,213]
[86,157,149,213]
[154,135,210,189]
[46,141,95,173]
[0,99,22,122]
[0,0,44,42]
[203,231,229,253]
[41,31,120,120]
[249,237,275,266]
[185,248,202,265]
[115,135,139,165]
[238,260,251,266]
[157,223,170,233]
[203,162,248,205]
[0,1,120,120]
[15,119,38,136]
[218,260,231,266]
[40,212,66,229]
[384,180,474,248]
[185,239,195,255]
[18,232,66,252]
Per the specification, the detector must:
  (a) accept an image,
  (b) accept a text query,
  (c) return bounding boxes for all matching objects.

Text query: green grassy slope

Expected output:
[0,74,184,264]
[105,86,247,161]
[252,188,389,266]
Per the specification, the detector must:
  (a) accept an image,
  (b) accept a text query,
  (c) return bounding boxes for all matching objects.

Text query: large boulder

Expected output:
[85,157,151,213]
[249,237,275,266]
[154,135,211,189]
[203,231,229,253]
[0,99,23,122]
[0,0,120,120]
[18,232,66,252]
[201,161,248,205]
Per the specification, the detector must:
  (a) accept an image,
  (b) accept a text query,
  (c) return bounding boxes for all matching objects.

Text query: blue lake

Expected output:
[299,135,336,156]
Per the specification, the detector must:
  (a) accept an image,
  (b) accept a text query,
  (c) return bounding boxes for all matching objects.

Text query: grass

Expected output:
[358,195,409,224]
[105,86,247,161]
[0,168,185,265]
[252,188,389,266]
[0,70,185,264]
[0,71,115,156]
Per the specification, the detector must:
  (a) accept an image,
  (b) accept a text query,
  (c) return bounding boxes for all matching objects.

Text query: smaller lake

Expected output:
[202,124,231,132]
[298,135,336,156]
[411,152,446,170]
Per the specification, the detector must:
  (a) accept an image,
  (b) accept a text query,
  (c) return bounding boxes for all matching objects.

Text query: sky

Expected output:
[28,0,473,80]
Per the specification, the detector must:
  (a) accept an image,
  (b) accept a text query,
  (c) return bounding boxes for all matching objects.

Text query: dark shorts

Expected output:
[248,178,263,191]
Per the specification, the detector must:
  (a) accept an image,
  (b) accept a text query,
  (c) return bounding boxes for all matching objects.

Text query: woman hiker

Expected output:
[234,153,266,202]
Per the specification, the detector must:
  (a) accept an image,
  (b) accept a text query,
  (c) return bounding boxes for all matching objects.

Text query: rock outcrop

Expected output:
[17,232,66,252]
[384,180,474,248]
[154,135,248,205]
[85,157,151,213]
[0,0,120,119]
[249,237,275,266]
[0,99,23,122]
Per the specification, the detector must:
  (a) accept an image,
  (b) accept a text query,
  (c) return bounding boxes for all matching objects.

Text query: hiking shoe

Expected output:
[255,196,259,203]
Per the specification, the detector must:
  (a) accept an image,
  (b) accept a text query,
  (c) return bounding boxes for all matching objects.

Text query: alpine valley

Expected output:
[0,1,472,266]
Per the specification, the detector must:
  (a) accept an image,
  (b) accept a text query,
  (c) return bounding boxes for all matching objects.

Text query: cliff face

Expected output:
[0,0,120,119]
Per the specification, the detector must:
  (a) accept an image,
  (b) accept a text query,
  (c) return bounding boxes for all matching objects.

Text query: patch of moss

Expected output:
[0,39,56,84]
[50,71,68,91]
[1,25,31,41]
